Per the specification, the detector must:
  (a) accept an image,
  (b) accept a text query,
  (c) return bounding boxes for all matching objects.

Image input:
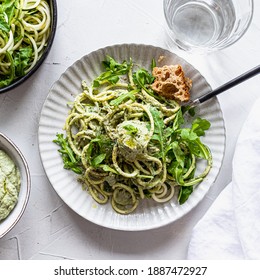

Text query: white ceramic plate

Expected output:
[38,44,225,231]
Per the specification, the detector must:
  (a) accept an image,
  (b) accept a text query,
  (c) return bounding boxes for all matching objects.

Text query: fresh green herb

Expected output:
[132,64,165,101]
[0,12,10,32]
[166,141,186,185]
[123,124,138,136]
[4,1,16,23]
[100,164,118,174]
[91,153,106,168]
[133,68,154,91]
[188,107,196,117]
[109,90,137,106]
[178,186,193,205]
[0,51,15,88]
[172,109,184,131]
[151,58,156,71]
[93,56,131,88]
[179,118,211,159]
[191,117,211,136]
[164,116,211,203]
[53,134,83,174]
[85,135,114,168]
[13,47,33,77]
[150,106,165,159]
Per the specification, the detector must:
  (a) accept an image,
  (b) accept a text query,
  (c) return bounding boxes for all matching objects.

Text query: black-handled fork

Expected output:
[187,65,260,107]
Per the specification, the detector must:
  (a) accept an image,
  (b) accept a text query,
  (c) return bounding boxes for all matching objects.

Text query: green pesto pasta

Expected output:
[54,56,212,214]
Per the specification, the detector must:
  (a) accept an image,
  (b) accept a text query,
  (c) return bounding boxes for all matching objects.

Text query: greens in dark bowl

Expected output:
[0,0,57,93]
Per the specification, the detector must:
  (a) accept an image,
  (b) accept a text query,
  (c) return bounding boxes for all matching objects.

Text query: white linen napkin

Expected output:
[187,98,260,260]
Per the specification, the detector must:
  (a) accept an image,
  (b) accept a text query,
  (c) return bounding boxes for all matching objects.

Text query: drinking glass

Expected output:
[163,0,254,52]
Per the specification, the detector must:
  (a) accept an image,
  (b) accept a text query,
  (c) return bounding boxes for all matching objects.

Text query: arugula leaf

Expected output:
[150,106,165,159]
[178,186,193,205]
[53,134,83,174]
[164,111,212,204]
[188,107,196,117]
[102,56,125,71]
[151,58,156,71]
[1,0,16,10]
[170,162,185,186]
[93,56,130,87]
[0,0,16,32]
[86,135,114,167]
[133,66,165,101]
[177,117,211,160]
[100,164,118,174]
[166,141,185,166]
[3,0,16,23]
[123,124,138,136]
[13,47,33,77]
[133,68,154,89]
[166,141,187,186]
[0,51,15,88]
[109,90,137,106]
[179,128,209,159]
[173,109,184,130]
[86,138,100,163]
[191,117,211,136]
[92,153,106,168]
[180,128,198,141]
[0,13,10,32]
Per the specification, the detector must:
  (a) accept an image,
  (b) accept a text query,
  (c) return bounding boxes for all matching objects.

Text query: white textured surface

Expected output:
[187,98,260,259]
[38,44,225,231]
[0,0,259,259]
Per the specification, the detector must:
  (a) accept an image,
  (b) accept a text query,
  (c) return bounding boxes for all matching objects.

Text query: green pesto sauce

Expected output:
[0,149,21,222]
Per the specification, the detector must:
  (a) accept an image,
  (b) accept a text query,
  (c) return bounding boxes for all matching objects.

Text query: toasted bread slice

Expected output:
[151,65,192,102]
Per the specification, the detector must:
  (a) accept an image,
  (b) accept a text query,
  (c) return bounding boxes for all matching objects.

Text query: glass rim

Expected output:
[163,0,255,52]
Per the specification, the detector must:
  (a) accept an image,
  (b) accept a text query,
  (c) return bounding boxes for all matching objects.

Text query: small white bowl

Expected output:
[0,133,31,238]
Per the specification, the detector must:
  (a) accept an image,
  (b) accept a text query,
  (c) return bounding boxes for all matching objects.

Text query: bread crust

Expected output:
[151,65,192,102]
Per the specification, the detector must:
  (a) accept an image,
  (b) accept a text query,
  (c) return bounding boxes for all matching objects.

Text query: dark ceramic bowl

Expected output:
[0,0,57,94]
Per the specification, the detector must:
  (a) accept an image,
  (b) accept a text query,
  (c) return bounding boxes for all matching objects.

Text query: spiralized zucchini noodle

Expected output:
[0,0,51,87]
[56,56,212,215]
